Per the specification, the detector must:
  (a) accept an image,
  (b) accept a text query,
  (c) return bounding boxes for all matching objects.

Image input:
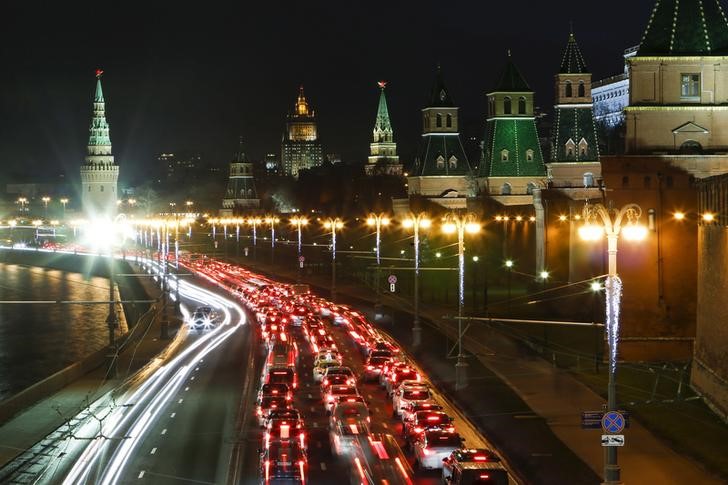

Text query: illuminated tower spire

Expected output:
[366,81,401,175]
[80,69,119,218]
[221,137,260,214]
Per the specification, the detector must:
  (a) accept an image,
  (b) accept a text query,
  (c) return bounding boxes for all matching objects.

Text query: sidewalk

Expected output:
[0,268,182,469]
[238,257,722,484]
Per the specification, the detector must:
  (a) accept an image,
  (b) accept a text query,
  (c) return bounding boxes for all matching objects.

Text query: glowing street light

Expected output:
[590,280,603,292]
[702,212,715,223]
[41,196,51,218]
[60,197,69,217]
[291,216,308,281]
[441,213,481,390]
[367,213,391,316]
[17,197,28,215]
[579,202,646,484]
[401,213,431,345]
[323,218,344,301]
[247,217,262,259]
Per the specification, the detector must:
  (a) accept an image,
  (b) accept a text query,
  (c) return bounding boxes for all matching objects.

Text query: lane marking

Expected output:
[178,398,184,404]
[195,367,200,371]
[138,471,145,479]
[307,394,313,399]
[321,462,327,471]
[310,406,315,412]
[185,387,190,391]
[170,412,176,418]
[190,376,195,380]
[161,429,167,435]
[382,422,388,428]
[150,447,157,455]
[374,407,380,413]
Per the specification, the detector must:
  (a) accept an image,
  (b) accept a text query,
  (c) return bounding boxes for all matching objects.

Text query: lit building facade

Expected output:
[281,86,323,179]
[592,46,636,130]
[80,70,119,218]
[221,138,259,215]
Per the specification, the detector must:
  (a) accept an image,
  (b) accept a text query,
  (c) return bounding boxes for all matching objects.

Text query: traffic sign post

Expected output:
[298,255,305,269]
[581,410,630,430]
[389,283,396,292]
[388,274,397,293]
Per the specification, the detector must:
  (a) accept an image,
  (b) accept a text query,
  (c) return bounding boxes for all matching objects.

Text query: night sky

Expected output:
[0,1,655,185]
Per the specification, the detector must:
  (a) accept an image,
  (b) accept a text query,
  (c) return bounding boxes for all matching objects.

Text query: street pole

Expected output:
[455,224,467,390]
[403,214,429,347]
[105,251,118,379]
[324,218,343,302]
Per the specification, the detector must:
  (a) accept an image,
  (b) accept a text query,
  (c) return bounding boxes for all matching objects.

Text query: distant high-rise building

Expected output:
[366,82,402,176]
[161,152,200,182]
[281,86,323,179]
[221,138,259,215]
[265,153,280,175]
[80,69,119,218]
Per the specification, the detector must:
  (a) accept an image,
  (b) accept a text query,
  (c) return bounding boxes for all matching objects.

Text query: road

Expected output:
[0,256,262,485]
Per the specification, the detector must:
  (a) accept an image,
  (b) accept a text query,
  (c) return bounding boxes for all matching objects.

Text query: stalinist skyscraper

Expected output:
[80,69,119,218]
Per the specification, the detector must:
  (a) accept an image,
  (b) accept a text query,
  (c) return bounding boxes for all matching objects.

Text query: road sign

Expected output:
[244,247,249,257]
[389,283,396,292]
[388,275,397,284]
[602,411,626,434]
[299,256,305,262]
[601,435,625,447]
[581,412,604,430]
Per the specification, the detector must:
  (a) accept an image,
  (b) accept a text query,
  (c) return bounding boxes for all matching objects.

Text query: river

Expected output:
[0,262,125,401]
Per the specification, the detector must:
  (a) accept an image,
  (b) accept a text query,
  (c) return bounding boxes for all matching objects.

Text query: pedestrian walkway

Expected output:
[239,257,722,484]
[0,269,182,470]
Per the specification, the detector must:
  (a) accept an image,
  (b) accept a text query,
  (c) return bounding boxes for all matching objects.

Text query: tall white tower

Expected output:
[80,69,119,218]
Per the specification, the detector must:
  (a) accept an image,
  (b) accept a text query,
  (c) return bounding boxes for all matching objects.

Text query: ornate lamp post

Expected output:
[366,213,391,316]
[323,218,344,302]
[17,197,28,216]
[441,213,481,390]
[41,196,51,218]
[579,202,647,485]
[265,216,280,264]
[402,213,431,346]
[248,217,262,259]
[59,198,69,218]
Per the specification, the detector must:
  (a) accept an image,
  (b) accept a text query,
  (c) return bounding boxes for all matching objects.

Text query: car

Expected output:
[392,383,431,417]
[324,385,359,413]
[257,383,292,403]
[401,401,443,424]
[321,373,352,392]
[267,340,298,368]
[412,430,463,470]
[312,361,340,382]
[321,366,356,387]
[403,411,455,445]
[190,307,216,330]
[363,352,393,381]
[442,449,508,484]
[265,366,298,390]
[260,440,307,484]
[365,339,396,357]
[257,395,290,426]
[310,332,337,353]
[383,365,420,395]
[329,417,369,456]
[312,349,342,367]
[329,398,370,427]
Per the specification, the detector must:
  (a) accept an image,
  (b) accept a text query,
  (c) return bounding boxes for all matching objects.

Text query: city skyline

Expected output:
[0,1,655,184]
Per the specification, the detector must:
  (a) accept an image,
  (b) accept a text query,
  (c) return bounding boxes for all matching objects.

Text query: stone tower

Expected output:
[626,0,728,157]
[479,52,547,196]
[221,138,260,215]
[407,66,474,208]
[80,69,119,218]
[548,30,602,191]
[366,81,402,175]
[281,86,323,179]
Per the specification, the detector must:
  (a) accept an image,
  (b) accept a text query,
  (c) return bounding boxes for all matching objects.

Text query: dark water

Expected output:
[0,263,126,401]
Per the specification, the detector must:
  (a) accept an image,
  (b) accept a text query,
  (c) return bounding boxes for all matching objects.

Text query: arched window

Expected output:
[578,81,585,97]
[501,149,509,161]
[436,155,445,169]
[436,114,442,128]
[504,97,512,115]
[448,156,458,169]
[446,113,452,127]
[501,183,512,195]
[488,98,495,116]
[526,149,534,161]
[578,138,589,158]
[565,81,572,97]
[518,97,526,115]
[565,138,576,158]
[583,172,594,187]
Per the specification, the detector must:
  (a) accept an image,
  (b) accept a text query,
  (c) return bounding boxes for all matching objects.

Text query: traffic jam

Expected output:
[182,255,510,484]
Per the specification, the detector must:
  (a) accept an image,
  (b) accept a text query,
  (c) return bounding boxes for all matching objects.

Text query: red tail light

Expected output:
[474,455,487,461]
[422,448,433,455]
[479,474,490,479]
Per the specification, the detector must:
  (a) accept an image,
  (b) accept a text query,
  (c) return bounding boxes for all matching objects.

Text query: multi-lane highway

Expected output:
[0,250,514,484]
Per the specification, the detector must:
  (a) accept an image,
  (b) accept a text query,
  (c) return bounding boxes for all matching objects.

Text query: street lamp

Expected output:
[248,217,262,259]
[60,198,69,217]
[579,202,647,485]
[17,197,28,215]
[265,216,280,264]
[441,213,481,390]
[367,213,391,318]
[41,196,51,218]
[323,217,344,301]
[504,259,514,313]
[291,216,308,281]
[402,213,431,346]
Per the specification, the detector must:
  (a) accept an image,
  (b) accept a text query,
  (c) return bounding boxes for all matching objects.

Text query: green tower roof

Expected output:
[559,32,589,73]
[493,53,531,92]
[428,66,455,107]
[481,119,546,177]
[638,0,728,55]
[374,84,393,132]
[413,135,472,176]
